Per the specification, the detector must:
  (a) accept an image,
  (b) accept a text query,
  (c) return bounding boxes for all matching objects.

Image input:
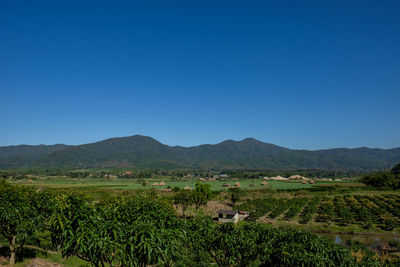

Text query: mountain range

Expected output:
[0,135,399,171]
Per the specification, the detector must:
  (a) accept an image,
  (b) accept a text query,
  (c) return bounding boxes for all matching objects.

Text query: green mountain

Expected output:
[0,135,399,171]
[0,144,67,169]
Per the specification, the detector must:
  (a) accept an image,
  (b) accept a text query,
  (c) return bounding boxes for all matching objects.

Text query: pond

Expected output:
[318,232,400,250]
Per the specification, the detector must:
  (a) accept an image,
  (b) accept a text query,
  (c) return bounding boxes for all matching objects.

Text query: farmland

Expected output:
[8,175,400,236]
[12,176,350,190]
[1,169,400,266]
[7,176,400,235]
[235,193,400,233]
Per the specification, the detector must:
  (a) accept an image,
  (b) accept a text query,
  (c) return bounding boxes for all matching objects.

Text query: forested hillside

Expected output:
[0,135,399,171]
[0,144,67,169]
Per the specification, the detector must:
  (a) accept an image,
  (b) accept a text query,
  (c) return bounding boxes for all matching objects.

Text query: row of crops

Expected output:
[236,194,400,231]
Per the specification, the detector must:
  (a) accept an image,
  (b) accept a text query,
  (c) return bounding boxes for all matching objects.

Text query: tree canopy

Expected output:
[0,181,53,265]
[361,163,400,189]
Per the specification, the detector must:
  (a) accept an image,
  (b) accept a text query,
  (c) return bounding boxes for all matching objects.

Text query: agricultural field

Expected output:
[3,179,399,267]
[2,171,400,266]
[235,193,400,233]
[11,176,353,191]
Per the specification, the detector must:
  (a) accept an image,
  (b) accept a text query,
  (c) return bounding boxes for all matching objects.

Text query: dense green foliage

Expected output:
[0,144,66,169]
[392,163,400,175]
[50,195,185,266]
[174,183,213,218]
[0,181,388,266]
[1,135,399,171]
[361,163,400,189]
[0,180,53,265]
[50,195,371,266]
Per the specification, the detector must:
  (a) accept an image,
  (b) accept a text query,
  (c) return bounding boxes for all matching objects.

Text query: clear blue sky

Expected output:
[1,1,399,149]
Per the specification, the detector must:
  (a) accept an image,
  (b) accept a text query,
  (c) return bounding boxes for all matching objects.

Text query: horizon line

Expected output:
[0,134,399,151]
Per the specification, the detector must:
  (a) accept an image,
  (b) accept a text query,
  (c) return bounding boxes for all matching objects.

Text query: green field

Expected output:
[14,177,342,191]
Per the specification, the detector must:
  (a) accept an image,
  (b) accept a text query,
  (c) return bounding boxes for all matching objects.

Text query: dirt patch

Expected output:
[257,216,275,224]
[26,258,62,267]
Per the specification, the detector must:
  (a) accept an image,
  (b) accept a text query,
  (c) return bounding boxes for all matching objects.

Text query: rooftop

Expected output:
[218,210,238,215]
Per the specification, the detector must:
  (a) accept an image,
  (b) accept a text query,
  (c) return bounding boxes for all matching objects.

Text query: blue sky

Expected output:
[1,1,399,149]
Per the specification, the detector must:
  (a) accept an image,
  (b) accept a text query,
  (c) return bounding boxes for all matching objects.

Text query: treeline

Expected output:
[0,181,390,266]
[361,163,400,189]
[0,168,360,180]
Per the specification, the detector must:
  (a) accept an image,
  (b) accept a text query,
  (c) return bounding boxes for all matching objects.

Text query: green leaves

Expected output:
[42,189,381,266]
[201,223,361,267]
[50,195,186,266]
[174,183,212,213]
[361,166,400,189]
[0,181,53,264]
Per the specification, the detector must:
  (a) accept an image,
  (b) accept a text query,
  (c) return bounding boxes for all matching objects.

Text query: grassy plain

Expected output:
[13,176,353,191]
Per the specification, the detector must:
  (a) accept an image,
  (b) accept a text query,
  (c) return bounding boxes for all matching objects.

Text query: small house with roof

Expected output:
[218,210,250,223]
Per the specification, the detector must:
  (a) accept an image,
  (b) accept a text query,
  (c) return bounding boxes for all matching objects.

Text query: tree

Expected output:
[391,163,400,175]
[0,182,42,265]
[228,187,246,207]
[174,183,212,216]
[51,195,187,266]
[50,194,119,266]
[174,190,193,218]
[113,197,186,266]
[192,183,212,209]
[361,169,400,189]
[208,222,259,266]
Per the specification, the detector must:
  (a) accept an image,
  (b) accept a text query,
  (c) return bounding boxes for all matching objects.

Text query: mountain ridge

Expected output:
[0,135,399,171]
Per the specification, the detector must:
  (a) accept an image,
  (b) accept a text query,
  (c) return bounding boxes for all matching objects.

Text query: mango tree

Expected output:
[51,195,188,266]
[0,182,41,265]
[112,197,187,265]
[208,222,259,266]
[50,194,121,266]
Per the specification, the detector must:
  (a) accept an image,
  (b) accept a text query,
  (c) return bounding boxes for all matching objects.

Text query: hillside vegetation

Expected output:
[1,135,399,171]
